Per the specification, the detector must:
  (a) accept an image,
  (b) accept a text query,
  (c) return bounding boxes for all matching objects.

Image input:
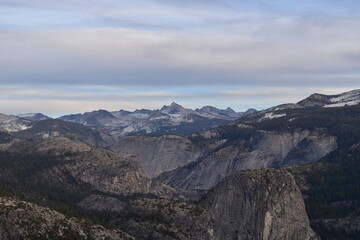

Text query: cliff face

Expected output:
[114,135,202,178]
[151,130,336,191]
[0,137,180,199]
[201,168,319,240]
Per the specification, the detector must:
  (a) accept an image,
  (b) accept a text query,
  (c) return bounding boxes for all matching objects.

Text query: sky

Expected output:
[0,0,360,116]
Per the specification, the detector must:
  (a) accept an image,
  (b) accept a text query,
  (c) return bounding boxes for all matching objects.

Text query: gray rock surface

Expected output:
[118,128,336,192]
[114,134,202,178]
[0,137,180,198]
[201,168,319,240]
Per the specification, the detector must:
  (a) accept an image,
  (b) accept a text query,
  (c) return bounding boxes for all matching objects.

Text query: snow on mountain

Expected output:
[59,103,255,138]
[0,113,32,132]
[324,90,360,108]
[17,113,51,121]
[261,112,287,120]
[244,89,360,123]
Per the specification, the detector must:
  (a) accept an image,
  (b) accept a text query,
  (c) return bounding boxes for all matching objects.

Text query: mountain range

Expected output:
[1,89,360,239]
[0,103,256,138]
[59,103,256,137]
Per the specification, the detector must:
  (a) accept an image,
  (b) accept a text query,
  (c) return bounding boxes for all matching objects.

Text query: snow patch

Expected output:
[325,90,360,108]
[261,112,286,120]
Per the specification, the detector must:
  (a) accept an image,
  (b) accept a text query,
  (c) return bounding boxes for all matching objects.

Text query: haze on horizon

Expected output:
[0,0,359,116]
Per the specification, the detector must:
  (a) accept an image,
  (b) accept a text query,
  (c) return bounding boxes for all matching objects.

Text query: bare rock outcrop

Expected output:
[157,129,336,192]
[114,135,202,178]
[201,168,319,240]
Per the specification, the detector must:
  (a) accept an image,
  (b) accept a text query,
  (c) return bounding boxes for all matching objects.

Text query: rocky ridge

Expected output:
[59,102,256,138]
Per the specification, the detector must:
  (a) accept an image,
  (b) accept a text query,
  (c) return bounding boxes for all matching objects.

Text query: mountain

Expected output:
[243,89,360,123]
[59,103,256,138]
[0,136,179,199]
[0,197,134,240]
[17,113,51,121]
[13,119,115,149]
[0,134,216,239]
[0,133,316,239]
[0,113,32,132]
[113,89,360,193]
[2,89,360,239]
[298,89,360,108]
[201,168,318,240]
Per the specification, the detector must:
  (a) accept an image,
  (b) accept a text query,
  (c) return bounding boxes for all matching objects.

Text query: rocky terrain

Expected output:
[116,124,336,192]
[13,119,115,149]
[0,197,135,240]
[1,89,360,239]
[0,137,179,198]
[114,198,216,240]
[114,134,202,178]
[0,113,32,132]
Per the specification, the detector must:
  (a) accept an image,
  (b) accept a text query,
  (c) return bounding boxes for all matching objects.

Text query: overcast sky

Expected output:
[1,0,359,116]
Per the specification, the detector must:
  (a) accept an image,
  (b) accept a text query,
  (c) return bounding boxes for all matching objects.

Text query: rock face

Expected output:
[0,197,135,240]
[114,135,202,178]
[201,169,319,240]
[118,128,336,192]
[63,148,179,198]
[0,137,180,199]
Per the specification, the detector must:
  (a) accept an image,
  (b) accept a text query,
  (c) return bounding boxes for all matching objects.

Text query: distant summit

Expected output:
[17,113,51,122]
[59,103,256,138]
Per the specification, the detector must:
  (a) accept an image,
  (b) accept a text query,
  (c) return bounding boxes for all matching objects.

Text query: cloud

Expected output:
[0,1,359,114]
[1,19,359,88]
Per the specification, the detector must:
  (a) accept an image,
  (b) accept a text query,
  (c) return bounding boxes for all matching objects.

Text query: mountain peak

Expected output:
[17,113,51,121]
[160,102,185,114]
[226,107,235,113]
[171,102,181,107]
[298,89,360,108]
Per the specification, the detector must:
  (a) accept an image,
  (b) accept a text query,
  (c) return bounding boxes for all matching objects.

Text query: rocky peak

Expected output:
[225,107,235,113]
[17,113,51,121]
[133,109,153,115]
[118,109,132,115]
[84,109,115,118]
[160,102,186,114]
[198,106,219,113]
[298,89,360,108]
[201,168,319,240]
[243,108,257,115]
[298,93,331,107]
